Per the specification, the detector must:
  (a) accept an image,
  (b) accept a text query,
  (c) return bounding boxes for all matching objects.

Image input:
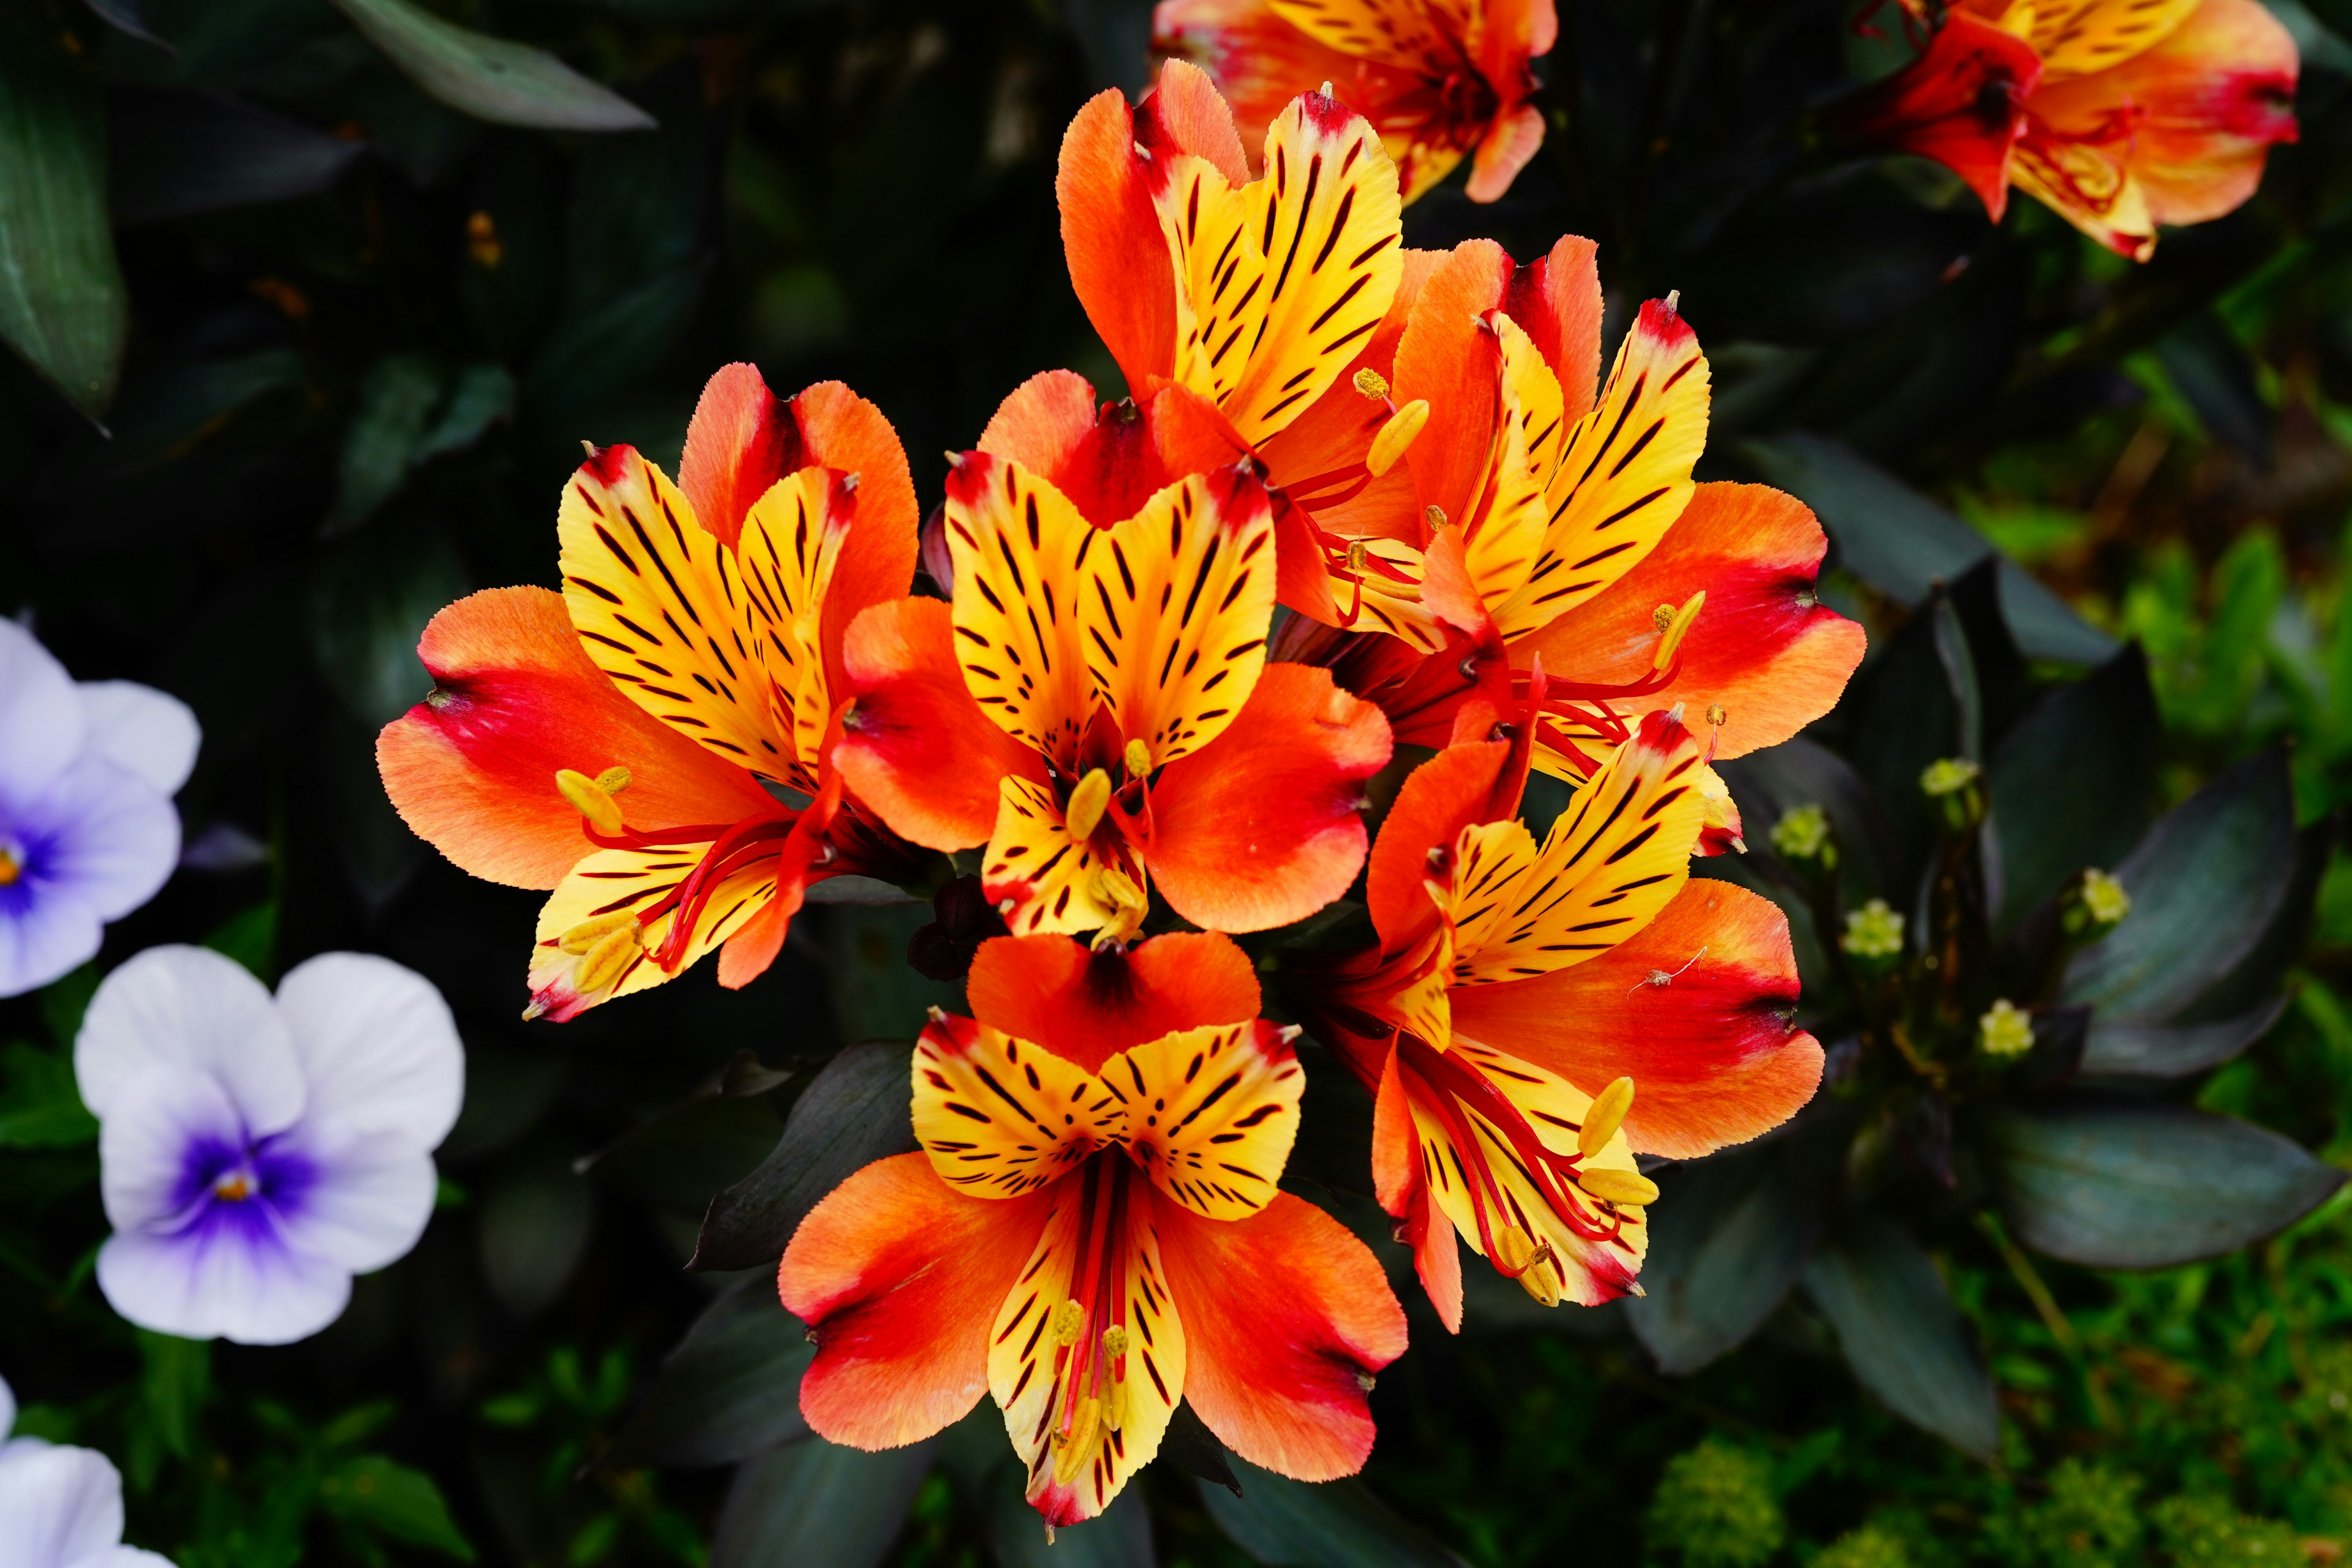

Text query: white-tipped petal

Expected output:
[96,1224,350,1348]
[0,619,85,809]
[270,1121,437,1274]
[75,682,200,796]
[76,946,302,1135]
[274,954,465,1152]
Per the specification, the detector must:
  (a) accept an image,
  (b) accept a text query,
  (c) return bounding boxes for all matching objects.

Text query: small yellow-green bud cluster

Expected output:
[2081,867,2130,925]
[1978,998,2035,1058]
[1918,757,1980,797]
[1771,803,1830,861]
[1840,898,1905,960]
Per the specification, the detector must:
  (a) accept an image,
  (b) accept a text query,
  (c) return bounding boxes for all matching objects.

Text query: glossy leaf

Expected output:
[603,1279,812,1469]
[110,88,363,227]
[318,1455,477,1560]
[1849,582,1969,880]
[0,1041,98,1147]
[0,3,126,419]
[1628,1133,1829,1374]
[1803,1213,1999,1459]
[1986,646,2160,929]
[1719,737,1899,909]
[1202,1461,1468,1568]
[328,354,447,531]
[2080,998,2288,1079]
[327,0,656,132]
[1978,1096,2344,1270]
[713,1437,933,1568]
[689,1040,916,1272]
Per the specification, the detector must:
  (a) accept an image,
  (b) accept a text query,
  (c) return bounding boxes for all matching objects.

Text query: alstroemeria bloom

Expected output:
[0,620,198,998]
[836,453,1390,938]
[1289,709,1822,1325]
[1155,0,1556,203]
[780,931,1406,1526]
[1845,0,2298,260]
[380,367,927,1020]
[0,1376,176,1568]
[74,946,463,1346]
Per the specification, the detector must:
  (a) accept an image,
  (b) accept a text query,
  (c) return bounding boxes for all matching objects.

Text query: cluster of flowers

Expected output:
[380,64,1865,1526]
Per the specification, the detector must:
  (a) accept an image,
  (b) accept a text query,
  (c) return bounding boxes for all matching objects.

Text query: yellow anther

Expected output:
[1578,1077,1636,1158]
[1065,768,1114,842]
[1050,1300,1085,1347]
[1100,1325,1129,1359]
[595,765,632,794]
[1353,367,1390,401]
[1424,504,1448,530]
[1345,538,1370,573]
[1088,865,1149,949]
[556,769,625,834]
[1653,603,1676,632]
[1102,1376,1126,1433]
[1653,592,1706,671]
[1706,704,1727,728]
[1052,1398,1101,1485]
[1579,1166,1660,1207]
[1491,1224,1544,1276]
[1123,737,1152,778]
[1365,399,1430,478]
[557,908,638,955]
[575,922,643,995]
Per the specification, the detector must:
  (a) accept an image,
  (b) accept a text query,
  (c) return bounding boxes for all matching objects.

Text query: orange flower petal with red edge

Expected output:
[1842,12,2041,221]
[1512,481,1865,761]
[1148,664,1393,933]
[967,931,1262,1075]
[1058,91,1182,401]
[377,586,773,890]
[1466,103,1546,202]
[1449,879,1823,1159]
[780,1152,1057,1450]
[1153,1188,1406,1482]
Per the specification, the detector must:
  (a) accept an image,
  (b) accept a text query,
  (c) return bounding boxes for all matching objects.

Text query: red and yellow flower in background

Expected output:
[1288,699,1823,1325]
[1844,0,2299,260]
[779,931,1406,1526]
[1155,0,1557,204]
[379,366,928,1020]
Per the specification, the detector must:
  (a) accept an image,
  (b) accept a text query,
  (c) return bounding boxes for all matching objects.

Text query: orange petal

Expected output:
[1502,234,1602,421]
[967,931,1262,1075]
[1372,1051,1463,1332]
[1842,13,2041,221]
[979,369,1102,478]
[1156,0,1361,173]
[1448,879,1822,1159]
[1393,239,1517,528]
[838,597,1047,851]
[1142,55,1253,184]
[780,1152,1058,1450]
[1465,102,1545,202]
[378,587,772,890]
[1060,89,1181,400]
[1512,482,1865,761]
[1362,737,1512,952]
[1153,1189,1406,1482]
[1148,663,1392,932]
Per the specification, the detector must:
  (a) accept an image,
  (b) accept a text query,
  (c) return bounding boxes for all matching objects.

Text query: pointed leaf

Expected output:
[2081,998,2287,1079]
[603,1280,812,1469]
[319,1456,476,1560]
[1802,1213,1999,1459]
[713,1438,932,1568]
[1985,646,2160,929]
[1628,1131,1830,1374]
[1202,1461,1468,1568]
[1977,1095,2344,1269]
[110,88,363,227]
[328,0,656,132]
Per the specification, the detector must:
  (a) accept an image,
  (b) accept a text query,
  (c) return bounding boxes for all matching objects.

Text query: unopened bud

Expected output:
[1839,898,1904,960]
[2080,867,2130,926]
[1979,998,2035,1059]
[1771,804,1830,861]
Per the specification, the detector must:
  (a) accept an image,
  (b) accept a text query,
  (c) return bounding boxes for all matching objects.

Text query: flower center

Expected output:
[0,846,18,887]
[213,1168,256,1202]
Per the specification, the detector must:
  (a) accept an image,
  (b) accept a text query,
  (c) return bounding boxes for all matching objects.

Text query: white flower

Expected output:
[0,620,200,998]
[0,1374,175,1568]
[74,946,464,1346]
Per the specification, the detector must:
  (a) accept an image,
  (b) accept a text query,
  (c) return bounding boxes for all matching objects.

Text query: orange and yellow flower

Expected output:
[1289,701,1823,1324]
[780,932,1406,1526]
[379,366,927,1019]
[1845,0,2299,259]
[1155,0,1557,204]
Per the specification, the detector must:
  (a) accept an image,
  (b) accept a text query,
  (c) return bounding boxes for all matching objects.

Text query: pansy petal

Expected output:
[0,1440,127,1568]
[0,619,83,807]
[912,1012,1126,1197]
[1148,663,1389,932]
[379,587,772,890]
[967,932,1261,1075]
[268,1123,437,1273]
[0,869,102,1003]
[75,680,200,796]
[96,1218,350,1346]
[1152,1189,1404,1480]
[782,1152,1058,1449]
[76,945,302,1134]
[273,953,464,1151]
[1107,1020,1302,1220]
[94,1061,247,1236]
[1450,879,1820,1158]
[15,756,179,925]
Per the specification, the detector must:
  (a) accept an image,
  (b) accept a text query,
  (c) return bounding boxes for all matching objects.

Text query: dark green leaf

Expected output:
[1986,646,2160,929]
[327,0,656,132]
[38,965,99,1048]
[106,347,306,461]
[1738,434,2116,665]
[1627,1133,1829,1374]
[203,902,279,981]
[690,1040,916,1272]
[587,1094,784,1216]
[83,0,174,51]
[0,1041,97,1147]
[319,1455,477,1559]
[1802,1213,1999,1458]
[824,905,962,1043]
[1849,584,1969,880]
[478,1142,595,1317]
[1678,205,1983,345]
[327,353,445,531]
[1977,1095,2344,1269]
[138,1329,209,1460]
[1158,1400,1240,1496]
[523,264,704,417]
[1718,736,1899,907]
[2062,750,2299,1024]
[0,2,126,418]
[712,1438,931,1568]
[307,528,470,727]
[413,363,513,461]
[2174,821,2330,1023]
[2080,998,2287,1079]
[2156,312,2271,462]
[110,87,361,226]
[603,1280,811,1469]
[1203,1460,1467,1568]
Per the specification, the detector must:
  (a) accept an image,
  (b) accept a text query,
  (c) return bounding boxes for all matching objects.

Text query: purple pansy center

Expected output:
[0,826,43,915]
[170,1128,318,1241]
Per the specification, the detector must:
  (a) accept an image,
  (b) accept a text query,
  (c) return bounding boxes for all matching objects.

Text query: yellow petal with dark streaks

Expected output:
[911,1012,1125,1198]
[2026,0,2200,78]
[526,842,775,1016]
[1464,313,1568,641]
[942,453,1099,773]
[1267,0,1453,70]
[981,775,1144,938]
[733,467,854,777]
[1105,1020,1303,1221]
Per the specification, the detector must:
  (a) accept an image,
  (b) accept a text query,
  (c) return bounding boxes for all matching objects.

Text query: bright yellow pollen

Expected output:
[1099,1325,1129,1359]
[214,1174,253,1202]
[1123,737,1152,778]
[1345,538,1370,573]
[1352,367,1390,401]
[0,848,18,888]
[1578,1077,1635,1158]
[556,769,625,834]
[1423,504,1448,530]
[1050,1300,1085,1347]
[1065,768,1113,843]
[1980,998,2035,1059]
[1653,591,1706,671]
[1365,399,1430,478]
[575,922,643,995]
[1580,1167,1660,1206]
[595,765,632,795]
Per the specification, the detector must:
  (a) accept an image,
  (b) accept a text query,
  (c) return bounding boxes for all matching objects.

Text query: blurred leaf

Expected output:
[1202,1460,1467,1567]
[328,353,444,531]
[603,1279,811,1469]
[83,0,173,51]
[110,87,362,226]
[1850,582,1969,878]
[38,965,99,1047]
[308,528,470,726]
[138,1329,209,1460]
[2154,313,2271,463]
[1158,1400,1241,1496]
[326,0,655,132]
[712,1437,933,1568]
[1986,646,2162,929]
[523,263,704,419]
[319,1454,477,1559]
[440,1047,567,1163]
[203,902,279,980]
[824,904,960,1042]
[1802,1214,1999,1459]
[2081,997,2288,1079]
[414,363,512,461]
[588,1093,783,1215]
[1627,1133,1829,1374]
[478,1142,595,1317]
[0,1041,97,1147]
[1681,205,1982,345]
[0,1,127,418]
[2176,821,2331,1023]
[993,1472,1155,1564]
[105,347,305,461]
[1061,0,1156,93]
[1977,1095,2344,1269]
[1719,736,1899,907]
[690,1040,914,1272]
[1740,434,2116,665]
[2062,750,2299,1024]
